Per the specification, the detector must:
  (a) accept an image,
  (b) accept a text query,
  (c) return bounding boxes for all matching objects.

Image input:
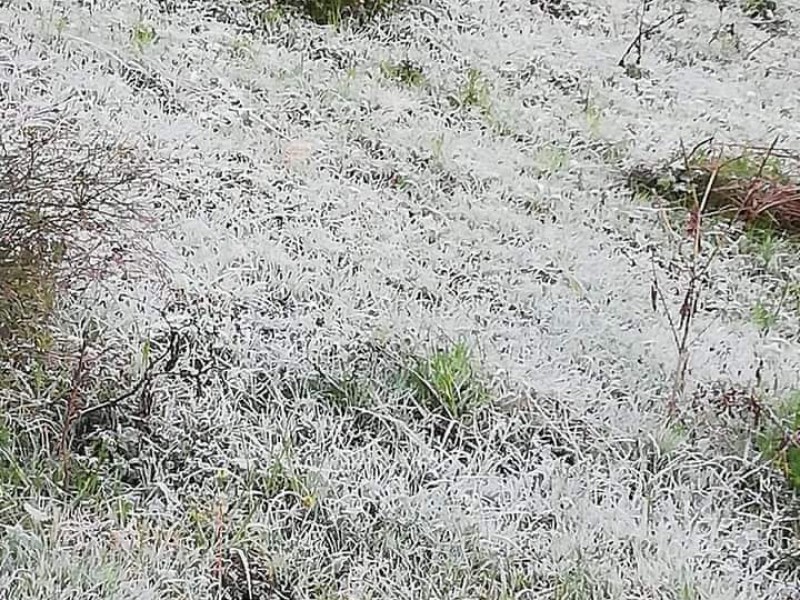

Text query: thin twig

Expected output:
[618,9,683,67]
[58,335,91,484]
[745,33,779,60]
[756,135,780,178]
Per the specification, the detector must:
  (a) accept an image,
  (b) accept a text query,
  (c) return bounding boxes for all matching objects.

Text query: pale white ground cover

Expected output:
[1,0,800,598]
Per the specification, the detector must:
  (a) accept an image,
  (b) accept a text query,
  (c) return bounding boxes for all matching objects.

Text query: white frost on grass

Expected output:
[1,0,800,598]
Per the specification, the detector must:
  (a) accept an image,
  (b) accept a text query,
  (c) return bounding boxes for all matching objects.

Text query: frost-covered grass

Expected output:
[2,0,800,598]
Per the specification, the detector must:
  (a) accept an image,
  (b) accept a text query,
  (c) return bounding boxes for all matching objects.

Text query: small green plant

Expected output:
[230,35,254,60]
[585,103,602,138]
[535,144,570,176]
[758,390,800,489]
[380,59,426,87]
[276,0,402,26]
[0,244,59,364]
[307,371,372,410]
[260,452,317,509]
[431,133,445,164]
[676,581,698,600]
[458,68,492,113]
[258,6,285,26]
[751,300,778,331]
[742,225,780,266]
[742,0,777,19]
[54,15,69,36]
[402,342,488,419]
[131,22,157,51]
[554,565,592,600]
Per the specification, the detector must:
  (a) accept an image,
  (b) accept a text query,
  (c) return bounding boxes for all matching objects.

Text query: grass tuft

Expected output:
[742,0,777,19]
[380,59,426,87]
[274,0,405,26]
[401,342,489,420]
[758,390,800,490]
[457,67,492,114]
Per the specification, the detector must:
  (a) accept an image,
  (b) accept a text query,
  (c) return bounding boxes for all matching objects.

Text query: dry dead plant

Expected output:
[650,145,721,418]
[0,114,165,365]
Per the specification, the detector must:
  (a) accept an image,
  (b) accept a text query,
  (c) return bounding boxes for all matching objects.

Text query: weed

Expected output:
[275,0,403,26]
[743,0,777,19]
[585,103,602,138]
[0,118,157,367]
[431,133,445,165]
[751,300,778,331]
[260,453,317,509]
[757,390,800,489]
[0,113,176,524]
[306,371,372,410]
[0,244,58,364]
[401,342,489,419]
[230,35,254,61]
[676,581,698,600]
[535,144,570,176]
[257,6,285,26]
[380,59,426,87]
[457,68,492,113]
[554,564,605,600]
[628,140,800,237]
[650,216,715,415]
[742,225,780,266]
[54,15,68,36]
[131,22,157,51]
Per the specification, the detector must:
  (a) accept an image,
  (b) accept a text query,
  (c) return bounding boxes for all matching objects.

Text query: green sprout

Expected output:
[751,300,778,332]
[758,390,800,490]
[278,0,401,27]
[402,342,489,419]
[380,59,426,87]
[131,22,157,52]
[459,68,492,113]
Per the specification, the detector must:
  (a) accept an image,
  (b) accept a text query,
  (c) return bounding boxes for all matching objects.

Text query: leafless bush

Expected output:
[0,113,161,364]
[0,109,178,492]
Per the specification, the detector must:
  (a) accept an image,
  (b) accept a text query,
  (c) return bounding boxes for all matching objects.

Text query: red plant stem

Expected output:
[58,338,90,482]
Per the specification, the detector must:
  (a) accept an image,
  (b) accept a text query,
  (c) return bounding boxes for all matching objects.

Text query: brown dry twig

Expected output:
[618,5,686,68]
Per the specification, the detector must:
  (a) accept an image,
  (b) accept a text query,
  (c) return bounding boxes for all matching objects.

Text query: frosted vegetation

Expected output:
[1,0,800,598]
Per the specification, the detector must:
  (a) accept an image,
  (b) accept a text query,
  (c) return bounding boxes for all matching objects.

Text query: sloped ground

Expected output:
[2,0,800,598]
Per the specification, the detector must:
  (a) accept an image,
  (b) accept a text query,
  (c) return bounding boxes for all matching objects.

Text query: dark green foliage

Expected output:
[401,342,489,419]
[742,0,777,19]
[758,391,800,490]
[275,0,404,26]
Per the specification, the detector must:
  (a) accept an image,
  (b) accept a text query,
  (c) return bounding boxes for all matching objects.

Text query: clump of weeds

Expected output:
[629,138,800,238]
[399,341,489,420]
[131,21,157,51]
[380,59,426,87]
[742,0,777,20]
[758,390,800,490]
[274,0,405,27]
[450,67,492,115]
[1,117,158,367]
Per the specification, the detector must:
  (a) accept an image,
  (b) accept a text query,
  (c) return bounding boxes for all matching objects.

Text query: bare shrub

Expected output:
[0,113,160,365]
[0,109,176,493]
